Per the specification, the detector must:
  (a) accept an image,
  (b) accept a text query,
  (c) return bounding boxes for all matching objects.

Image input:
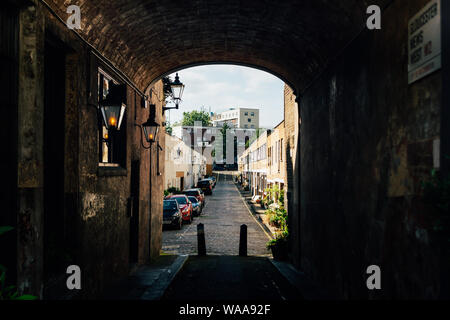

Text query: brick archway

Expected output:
[47,0,388,94]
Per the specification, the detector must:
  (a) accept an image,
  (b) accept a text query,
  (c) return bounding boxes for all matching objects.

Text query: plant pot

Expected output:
[270,241,288,261]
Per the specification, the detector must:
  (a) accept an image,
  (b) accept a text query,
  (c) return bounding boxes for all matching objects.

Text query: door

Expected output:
[0,2,19,285]
[180,177,184,191]
[43,36,66,282]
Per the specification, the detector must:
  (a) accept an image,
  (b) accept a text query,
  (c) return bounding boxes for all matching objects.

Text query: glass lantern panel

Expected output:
[171,84,184,100]
[143,125,157,142]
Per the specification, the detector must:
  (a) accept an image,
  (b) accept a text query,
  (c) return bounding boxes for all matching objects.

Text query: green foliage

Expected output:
[181,110,211,127]
[162,76,173,101]
[164,189,170,197]
[263,185,287,239]
[0,227,37,300]
[219,122,231,135]
[165,122,173,136]
[263,185,284,208]
[266,228,288,249]
[269,208,287,227]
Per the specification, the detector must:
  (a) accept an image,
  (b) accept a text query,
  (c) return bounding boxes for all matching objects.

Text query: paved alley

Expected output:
[162,173,271,256]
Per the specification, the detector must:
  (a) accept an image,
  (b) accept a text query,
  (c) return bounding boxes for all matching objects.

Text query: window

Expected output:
[279,139,283,162]
[244,124,248,128]
[248,118,251,122]
[98,68,127,167]
[251,112,255,116]
[251,124,255,128]
[268,147,272,167]
[245,112,248,116]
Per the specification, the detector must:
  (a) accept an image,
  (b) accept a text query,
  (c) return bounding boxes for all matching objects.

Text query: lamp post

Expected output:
[137,104,160,149]
[163,73,185,113]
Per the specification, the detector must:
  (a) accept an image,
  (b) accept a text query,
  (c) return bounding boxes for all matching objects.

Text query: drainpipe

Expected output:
[148,145,152,261]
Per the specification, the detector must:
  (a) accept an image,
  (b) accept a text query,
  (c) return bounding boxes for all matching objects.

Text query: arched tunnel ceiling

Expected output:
[47,0,389,94]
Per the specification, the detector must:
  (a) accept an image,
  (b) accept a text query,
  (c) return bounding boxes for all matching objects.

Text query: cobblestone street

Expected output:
[162,173,271,256]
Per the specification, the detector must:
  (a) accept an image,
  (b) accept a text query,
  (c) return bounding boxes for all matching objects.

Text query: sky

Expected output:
[165,65,285,129]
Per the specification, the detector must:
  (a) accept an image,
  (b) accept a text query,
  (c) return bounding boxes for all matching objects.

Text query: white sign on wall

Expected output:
[408,0,441,84]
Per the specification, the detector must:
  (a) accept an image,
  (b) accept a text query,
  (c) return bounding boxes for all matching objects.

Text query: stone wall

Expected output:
[298,0,442,299]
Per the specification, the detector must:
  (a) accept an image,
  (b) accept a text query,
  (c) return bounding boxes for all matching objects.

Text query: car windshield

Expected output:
[163,200,178,210]
[198,181,209,186]
[188,196,198,203]
[184,191,198,196]
[172,197,187,204]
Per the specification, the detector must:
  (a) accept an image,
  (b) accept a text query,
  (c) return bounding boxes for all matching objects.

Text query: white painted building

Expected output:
[164,133,207,191]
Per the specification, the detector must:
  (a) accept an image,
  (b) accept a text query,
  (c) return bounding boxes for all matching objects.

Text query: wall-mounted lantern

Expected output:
[137,104,160,149]
[163,73,185,113]
[99,83,127,131]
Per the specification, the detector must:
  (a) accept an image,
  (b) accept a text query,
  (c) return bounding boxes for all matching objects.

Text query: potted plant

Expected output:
[266,229,289,261]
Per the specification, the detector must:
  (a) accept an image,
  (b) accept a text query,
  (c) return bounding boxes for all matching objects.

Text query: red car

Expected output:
[165,195,193,223]
[182,188,205,208]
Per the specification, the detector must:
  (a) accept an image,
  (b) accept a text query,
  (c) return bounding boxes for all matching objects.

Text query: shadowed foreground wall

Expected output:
[299,0,442,299]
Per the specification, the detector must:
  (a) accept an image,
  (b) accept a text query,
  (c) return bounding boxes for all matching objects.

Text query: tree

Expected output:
[181,110,211,127]
[165,122,173,135]
[162,76,173,102]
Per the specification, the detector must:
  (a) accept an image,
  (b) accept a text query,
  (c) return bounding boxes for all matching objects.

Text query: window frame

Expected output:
[96,66,128,174]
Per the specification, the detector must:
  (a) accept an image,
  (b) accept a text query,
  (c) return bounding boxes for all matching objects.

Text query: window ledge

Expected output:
[98,163,127,177]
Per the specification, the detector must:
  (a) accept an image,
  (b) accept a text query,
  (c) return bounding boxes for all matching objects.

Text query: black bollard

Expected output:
[239,224,247,257]
[197,223,206,256]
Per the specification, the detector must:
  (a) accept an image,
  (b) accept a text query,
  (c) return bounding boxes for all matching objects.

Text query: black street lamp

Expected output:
[138,104,160,149]
[99,83,126,131]
[163,73,185,113]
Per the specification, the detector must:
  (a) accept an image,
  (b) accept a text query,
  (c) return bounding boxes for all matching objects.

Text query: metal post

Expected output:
[197,223,206,256]
[239,224,247,257]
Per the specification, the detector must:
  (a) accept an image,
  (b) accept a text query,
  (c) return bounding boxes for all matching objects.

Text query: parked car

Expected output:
[197,179,213,195]
[165,195,193,223]
[188,196,202,216]
[182,188,205,208]
[163,199,182,230]
[204,177,216,188]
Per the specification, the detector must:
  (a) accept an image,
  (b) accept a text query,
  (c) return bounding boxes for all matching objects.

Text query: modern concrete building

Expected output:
[212,108,259,129]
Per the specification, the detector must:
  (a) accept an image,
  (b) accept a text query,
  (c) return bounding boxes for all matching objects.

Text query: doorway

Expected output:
[0,2,19,285]
[180,177,184,191]
[43,35,66,282]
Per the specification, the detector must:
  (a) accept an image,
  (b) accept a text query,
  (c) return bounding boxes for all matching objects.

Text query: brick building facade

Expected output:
[1,0,166,298]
